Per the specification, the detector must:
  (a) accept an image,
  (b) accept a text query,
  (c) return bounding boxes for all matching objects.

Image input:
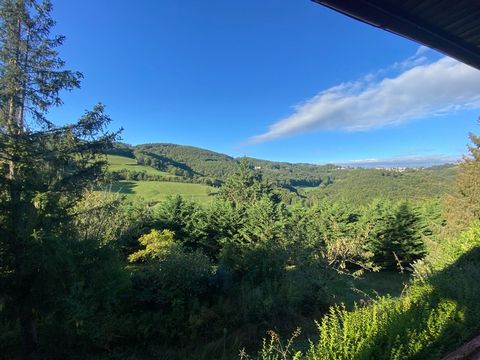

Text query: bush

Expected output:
[253,222,480,360]
[128,229,213,342]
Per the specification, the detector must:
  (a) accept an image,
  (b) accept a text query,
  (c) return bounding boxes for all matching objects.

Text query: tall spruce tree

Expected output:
[444,119,480,232]
[364,201,426,269]
[457,120,480,218]
[218,157,275,207]
[0,1,116,358]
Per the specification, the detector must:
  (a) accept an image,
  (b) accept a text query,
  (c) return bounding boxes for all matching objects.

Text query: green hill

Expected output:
[298,165,458,204]
[134,143,238,179]
[107,155,175,177]
[106,143,457,204]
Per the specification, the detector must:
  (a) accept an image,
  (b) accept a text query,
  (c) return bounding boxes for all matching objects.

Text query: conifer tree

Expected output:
[218,157,275,207]
[444,119,480,232]
[457,120,480,218]
[365,201,426,269]
[0,1,117,357]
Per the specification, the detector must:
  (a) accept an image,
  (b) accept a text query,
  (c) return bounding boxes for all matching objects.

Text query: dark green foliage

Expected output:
[225,196,288,283]
[99,160,434,358]
[135,143,238,180]
[0,139,440,359]
[458,122,480,219]
[250,125,480,360]
[245,158,338,188]
[444,120,480,233]
[0,2,472,360]
[363,201,427,269]
[36,238,128,354]
[254,222,480,360]
[107,142,135,158]
[109,169,165,181]
[154,195,208,251]
[218,158,278,207]
[127,229,213,342]
[0,1,121,357]
[301,166,457,206]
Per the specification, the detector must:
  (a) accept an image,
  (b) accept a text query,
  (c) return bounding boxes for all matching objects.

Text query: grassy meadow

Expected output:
[108,180,215,203]
[105,155,216,203]
[107,155,176,177]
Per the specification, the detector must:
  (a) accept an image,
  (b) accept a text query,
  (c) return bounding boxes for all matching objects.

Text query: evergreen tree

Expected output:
[444,120,480,232]
[367,202,426,269]
[456,121,480,217]
[0,1,116,357]
[218,157,275,207]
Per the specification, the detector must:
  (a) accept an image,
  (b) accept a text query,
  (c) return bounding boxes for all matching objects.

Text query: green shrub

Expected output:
[128,229,213,342]
[253,222,480,360]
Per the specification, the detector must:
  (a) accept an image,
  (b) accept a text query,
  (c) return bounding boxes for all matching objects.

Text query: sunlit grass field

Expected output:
[107,155,176,177]
[105,156,216,203]
[109,180,216,203]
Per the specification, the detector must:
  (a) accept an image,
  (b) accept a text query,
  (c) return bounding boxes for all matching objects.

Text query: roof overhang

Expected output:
[312,0,480,70]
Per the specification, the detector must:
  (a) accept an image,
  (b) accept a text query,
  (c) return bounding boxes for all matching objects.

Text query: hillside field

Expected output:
[106,155,176,177]
[108,180,215,203]
[105,148,458,205]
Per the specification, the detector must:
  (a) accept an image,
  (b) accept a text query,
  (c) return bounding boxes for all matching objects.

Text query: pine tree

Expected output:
[218,157,275,207]
[0,1,117,358]
[444,119,480,232]
[365,201,426,269]
[457,120,480,218]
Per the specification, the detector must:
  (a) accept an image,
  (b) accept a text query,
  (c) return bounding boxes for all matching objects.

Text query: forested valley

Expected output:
[1,1,480,360]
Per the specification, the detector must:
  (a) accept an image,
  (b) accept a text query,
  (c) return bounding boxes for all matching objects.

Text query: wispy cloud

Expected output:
[337,154,460,168]
[249,49,480,143]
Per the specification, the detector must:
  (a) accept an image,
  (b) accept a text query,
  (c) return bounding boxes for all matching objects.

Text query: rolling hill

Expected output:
[105,143,458,204]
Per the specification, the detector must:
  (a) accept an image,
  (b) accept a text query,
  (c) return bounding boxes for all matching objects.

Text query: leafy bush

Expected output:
[35,238,128,354]
[128,229,213,342]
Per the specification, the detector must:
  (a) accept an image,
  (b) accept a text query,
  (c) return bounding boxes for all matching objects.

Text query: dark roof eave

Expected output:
[312,0,480,71]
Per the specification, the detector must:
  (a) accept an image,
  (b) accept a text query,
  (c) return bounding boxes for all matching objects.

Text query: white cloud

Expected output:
[249,52,480,143]
[337,154,460,168]
[414,45,430,57]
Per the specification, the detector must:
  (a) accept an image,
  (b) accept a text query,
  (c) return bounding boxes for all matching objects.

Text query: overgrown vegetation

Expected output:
[247,122,480,360]
[0,2,477,360]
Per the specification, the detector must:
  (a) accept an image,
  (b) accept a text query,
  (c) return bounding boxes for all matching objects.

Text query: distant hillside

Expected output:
[109,143,341,186]
[134,143,238,179]
[106,143,458,204]
[299,165,458,205]
[246,157,338,187]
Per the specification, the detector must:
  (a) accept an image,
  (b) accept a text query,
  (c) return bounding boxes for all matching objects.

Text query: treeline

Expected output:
[108,169,221,186]
[107,143,457,204]
[246,158,338,188]
[301,166,457,205]
[134,143,238,179]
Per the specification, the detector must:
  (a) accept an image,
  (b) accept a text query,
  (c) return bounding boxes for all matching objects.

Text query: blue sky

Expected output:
[49,0,480,166]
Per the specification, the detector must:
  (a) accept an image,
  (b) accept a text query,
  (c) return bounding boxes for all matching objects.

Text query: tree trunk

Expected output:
[6,7,38,358]
[10,175,39,359]
[17,283,38,359]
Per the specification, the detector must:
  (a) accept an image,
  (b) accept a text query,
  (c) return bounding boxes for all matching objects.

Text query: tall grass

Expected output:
[253,222,480,360]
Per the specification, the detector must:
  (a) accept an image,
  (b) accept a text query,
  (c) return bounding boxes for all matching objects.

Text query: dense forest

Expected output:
[0,2,479,360]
